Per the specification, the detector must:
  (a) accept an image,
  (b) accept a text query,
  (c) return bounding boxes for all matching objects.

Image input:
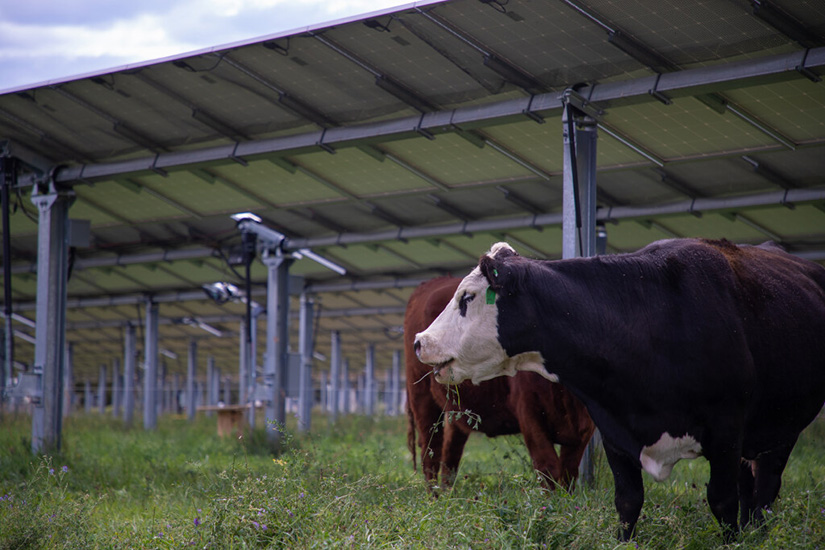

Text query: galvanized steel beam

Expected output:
[44,47,824,185]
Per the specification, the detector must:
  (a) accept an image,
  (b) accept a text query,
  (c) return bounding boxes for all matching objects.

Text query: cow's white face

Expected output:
[414,242,554,386]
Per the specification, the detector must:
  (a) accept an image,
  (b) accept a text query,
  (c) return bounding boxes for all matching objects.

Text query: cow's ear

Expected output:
[480,255,508,292]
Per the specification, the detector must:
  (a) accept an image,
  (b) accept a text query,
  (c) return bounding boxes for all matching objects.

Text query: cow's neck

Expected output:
[499,257,649,407]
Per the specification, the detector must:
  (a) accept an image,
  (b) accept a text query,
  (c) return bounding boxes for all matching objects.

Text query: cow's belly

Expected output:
[639,432,702,482]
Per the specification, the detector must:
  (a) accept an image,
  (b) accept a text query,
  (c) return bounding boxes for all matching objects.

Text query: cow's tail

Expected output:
[406,398,417,472]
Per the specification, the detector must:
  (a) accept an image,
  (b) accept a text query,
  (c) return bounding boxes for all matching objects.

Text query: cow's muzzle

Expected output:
[414,336,454,379]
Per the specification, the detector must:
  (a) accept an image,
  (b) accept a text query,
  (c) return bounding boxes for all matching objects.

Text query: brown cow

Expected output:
[405,276,594,489]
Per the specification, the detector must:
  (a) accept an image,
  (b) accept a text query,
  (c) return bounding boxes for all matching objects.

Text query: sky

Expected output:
[0,0,417,92]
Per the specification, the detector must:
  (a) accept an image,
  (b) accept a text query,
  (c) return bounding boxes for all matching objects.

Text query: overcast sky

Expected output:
[0,0,417,92]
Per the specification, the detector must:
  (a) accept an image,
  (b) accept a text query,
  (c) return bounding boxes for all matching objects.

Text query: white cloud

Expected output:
[0,16,195,62]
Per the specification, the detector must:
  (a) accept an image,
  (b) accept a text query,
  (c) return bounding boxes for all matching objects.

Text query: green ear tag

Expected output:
[486,286,496,304]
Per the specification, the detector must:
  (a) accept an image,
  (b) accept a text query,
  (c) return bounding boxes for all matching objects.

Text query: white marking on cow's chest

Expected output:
[639,433,702,482]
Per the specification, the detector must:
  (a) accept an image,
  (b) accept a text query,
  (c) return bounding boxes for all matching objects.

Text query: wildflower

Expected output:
[194,517,201,527]
[299,492,305,498]
[49,468,55,475]
[61,466,68,473]
[253,521,259,529]
[262,525,268,530]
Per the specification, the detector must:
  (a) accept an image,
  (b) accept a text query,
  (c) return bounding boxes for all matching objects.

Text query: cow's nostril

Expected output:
[413,339,421,354]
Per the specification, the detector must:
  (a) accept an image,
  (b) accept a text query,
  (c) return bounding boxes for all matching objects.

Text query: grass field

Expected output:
[1,408,824,549]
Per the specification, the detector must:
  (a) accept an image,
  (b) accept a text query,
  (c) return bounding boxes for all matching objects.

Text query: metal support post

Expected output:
[143,298,158,430]
[98,364,106,414]
[341,358,350,415]
[123,325,136,425]
[261,251,292,447]
[562,107,598,259]
[297,293,314,432]
[206,355,216,416]
[187,339,197,421]
[562,95,600,485]
[238,317,248,409]
[329,331,341,423]
[112,358,121,418]
[390,349,401,416]
[84,381,92,413]
[1,156,15,398]
[249,308,260,427]
[364,345,375,416]
[30,181,74,453]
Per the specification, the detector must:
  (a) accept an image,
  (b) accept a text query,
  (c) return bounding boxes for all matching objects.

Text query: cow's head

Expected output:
[414,242,553,385]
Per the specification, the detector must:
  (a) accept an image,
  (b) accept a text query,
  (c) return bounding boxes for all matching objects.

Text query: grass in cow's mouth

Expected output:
[1,411,824,548]
[431,358,454,375]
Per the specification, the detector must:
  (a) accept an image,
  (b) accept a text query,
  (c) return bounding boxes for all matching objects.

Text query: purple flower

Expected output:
[61,466,68,473]
[194,517,201,527]
[252,521,260,529]
[49,468,55,475]
[299,492,305,498]
[262,525,267,530]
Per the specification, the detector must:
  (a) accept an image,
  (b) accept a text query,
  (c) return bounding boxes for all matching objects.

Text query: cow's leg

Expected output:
[705,444,742,541]
[603,443,644,541]
[515,410,564,489]
[748,439,796,527]
[413,403,445,488]
[558,441,589,490]
[521,427,563,489]
[440,421,471,488]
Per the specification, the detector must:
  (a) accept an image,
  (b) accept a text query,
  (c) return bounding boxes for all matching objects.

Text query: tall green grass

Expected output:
[1,409,824,549]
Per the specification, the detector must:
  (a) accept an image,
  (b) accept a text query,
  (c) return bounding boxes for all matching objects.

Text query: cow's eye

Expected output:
[458,292,475,316]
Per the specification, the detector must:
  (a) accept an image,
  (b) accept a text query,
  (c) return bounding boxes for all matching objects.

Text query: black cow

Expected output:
[414,238,825,540]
